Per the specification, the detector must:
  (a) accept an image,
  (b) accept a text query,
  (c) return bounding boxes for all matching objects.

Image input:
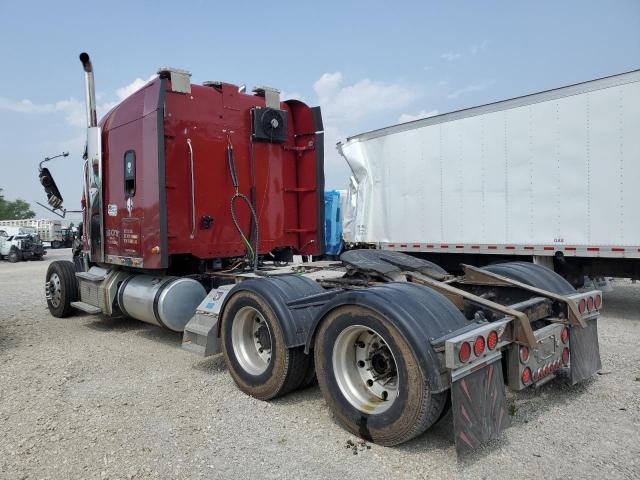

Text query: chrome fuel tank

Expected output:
[117,275,206,332]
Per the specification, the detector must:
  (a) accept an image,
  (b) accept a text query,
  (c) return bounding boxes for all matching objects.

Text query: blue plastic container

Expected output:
[324,190,343,256]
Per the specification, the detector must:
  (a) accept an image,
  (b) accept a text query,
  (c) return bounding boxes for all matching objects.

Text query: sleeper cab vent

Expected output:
[157,66,192,94]
[251,107,288,143]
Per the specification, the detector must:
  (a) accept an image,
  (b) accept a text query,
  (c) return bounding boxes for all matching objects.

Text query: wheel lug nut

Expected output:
[259,348,264,353]
[357,361,365,368]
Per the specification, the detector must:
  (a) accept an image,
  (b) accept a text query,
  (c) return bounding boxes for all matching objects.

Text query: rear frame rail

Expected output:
[459,264,585,327]
[406,272,538,348]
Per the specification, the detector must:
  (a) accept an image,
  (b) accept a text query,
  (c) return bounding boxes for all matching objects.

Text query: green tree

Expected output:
[0,188,36,220]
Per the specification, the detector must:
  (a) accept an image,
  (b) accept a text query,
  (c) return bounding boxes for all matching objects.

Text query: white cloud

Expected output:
[0,96,86,127]
[447,80,495,99]
[470,41,488,55]
[437,79,448,88]
[441,52,461,62]
[115,74,156,101]
[281,90,304,101]
[0,74,157,129]
[398,109,439,123]
[311,71,421,188]
[314,71,419,124]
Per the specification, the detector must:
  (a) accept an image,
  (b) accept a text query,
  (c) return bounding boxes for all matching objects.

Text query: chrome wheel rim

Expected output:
[49,273,62,308]
[332,325,399,414]
[231,306,272,375]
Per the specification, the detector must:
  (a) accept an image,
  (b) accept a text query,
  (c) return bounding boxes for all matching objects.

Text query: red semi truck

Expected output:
[40,53,603,454]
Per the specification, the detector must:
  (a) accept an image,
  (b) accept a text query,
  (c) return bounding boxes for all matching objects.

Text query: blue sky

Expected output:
[0,0,638,219]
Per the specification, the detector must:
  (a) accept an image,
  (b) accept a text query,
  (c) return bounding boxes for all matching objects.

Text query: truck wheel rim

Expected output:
[231,306,272,375]
[332,325,399,414]
[49,273,62,308]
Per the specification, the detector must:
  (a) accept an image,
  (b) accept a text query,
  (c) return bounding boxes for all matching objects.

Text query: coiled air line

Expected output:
[227,136,259,272]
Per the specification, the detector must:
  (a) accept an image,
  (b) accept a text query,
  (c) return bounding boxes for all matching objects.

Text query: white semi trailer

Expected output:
[338,69,640,286]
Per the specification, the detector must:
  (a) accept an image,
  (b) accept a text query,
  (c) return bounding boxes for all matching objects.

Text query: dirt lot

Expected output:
[0,249,639,479]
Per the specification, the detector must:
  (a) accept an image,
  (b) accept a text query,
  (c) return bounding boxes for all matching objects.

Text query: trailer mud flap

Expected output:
[451,357,510,455]
[569,318,602,385]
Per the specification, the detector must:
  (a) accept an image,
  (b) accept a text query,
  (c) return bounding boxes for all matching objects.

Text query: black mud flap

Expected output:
[569,318,602,385]
[451,357,511,455]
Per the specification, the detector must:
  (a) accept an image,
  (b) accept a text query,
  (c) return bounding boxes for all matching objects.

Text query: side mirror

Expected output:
[37,151,68,211]
[39,167,64,209]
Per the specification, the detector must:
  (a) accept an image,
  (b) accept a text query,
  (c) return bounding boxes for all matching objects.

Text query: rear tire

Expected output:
[314,305,447,446]
[46,260,78,317]
[221,290,309,400]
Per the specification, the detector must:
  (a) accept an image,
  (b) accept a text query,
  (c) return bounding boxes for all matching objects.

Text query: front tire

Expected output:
[46,260,78,318]
[314,305,447,446]
[221,290,309,400]
[7,247,21,263]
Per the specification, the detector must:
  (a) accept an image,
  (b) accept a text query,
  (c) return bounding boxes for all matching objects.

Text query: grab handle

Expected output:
[186,138,196,239]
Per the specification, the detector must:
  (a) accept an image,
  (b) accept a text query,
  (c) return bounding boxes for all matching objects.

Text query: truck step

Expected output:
[70,301,102,314]
[75,271,107,283]
[182,313,221,357]
[181,341,207,357]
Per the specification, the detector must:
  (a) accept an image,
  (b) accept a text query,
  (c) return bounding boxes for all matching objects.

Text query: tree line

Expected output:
[0,188,35,220]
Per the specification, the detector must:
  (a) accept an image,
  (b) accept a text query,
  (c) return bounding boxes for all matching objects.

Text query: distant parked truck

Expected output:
[0,218,66,248]
[338,69,640,287]
[0,226,45,262]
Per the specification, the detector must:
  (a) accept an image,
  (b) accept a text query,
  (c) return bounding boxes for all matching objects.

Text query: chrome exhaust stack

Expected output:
[79,52,97,127]
[78,52,104,263]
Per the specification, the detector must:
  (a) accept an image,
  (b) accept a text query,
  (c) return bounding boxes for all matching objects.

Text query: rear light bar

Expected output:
[445,319,510,370]
[509,322,568,390]
[569,291,602,318]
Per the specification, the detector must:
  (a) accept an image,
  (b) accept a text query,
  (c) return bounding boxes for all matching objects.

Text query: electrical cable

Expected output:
[227,134,260,272]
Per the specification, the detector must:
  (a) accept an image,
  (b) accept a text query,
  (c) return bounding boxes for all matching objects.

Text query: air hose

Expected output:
[227,138,259,271]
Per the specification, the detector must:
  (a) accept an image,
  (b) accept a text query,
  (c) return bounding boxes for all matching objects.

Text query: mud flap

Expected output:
[451,357,511,455]
[569,318,602,385]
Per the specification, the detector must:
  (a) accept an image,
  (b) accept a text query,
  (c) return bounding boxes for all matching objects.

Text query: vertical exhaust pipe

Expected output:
[79,52,97,127]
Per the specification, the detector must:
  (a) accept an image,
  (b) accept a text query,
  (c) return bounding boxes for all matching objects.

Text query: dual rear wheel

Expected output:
[221,292,446,445]
[221,291,311,400]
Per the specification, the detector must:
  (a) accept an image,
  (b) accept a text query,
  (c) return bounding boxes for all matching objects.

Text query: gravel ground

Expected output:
[0,249,639,479]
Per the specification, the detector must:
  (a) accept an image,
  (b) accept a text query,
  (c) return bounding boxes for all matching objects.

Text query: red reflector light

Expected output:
[561,327,569,344]
[578,298,586,314]
[487,331,498,350]
[587,296,594,311]
[594,294,602,309]
[519,346,529,363]
[473,336,485,357]
[459,342,471,363]
[562,347,570,365]
[522,367,532,385]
